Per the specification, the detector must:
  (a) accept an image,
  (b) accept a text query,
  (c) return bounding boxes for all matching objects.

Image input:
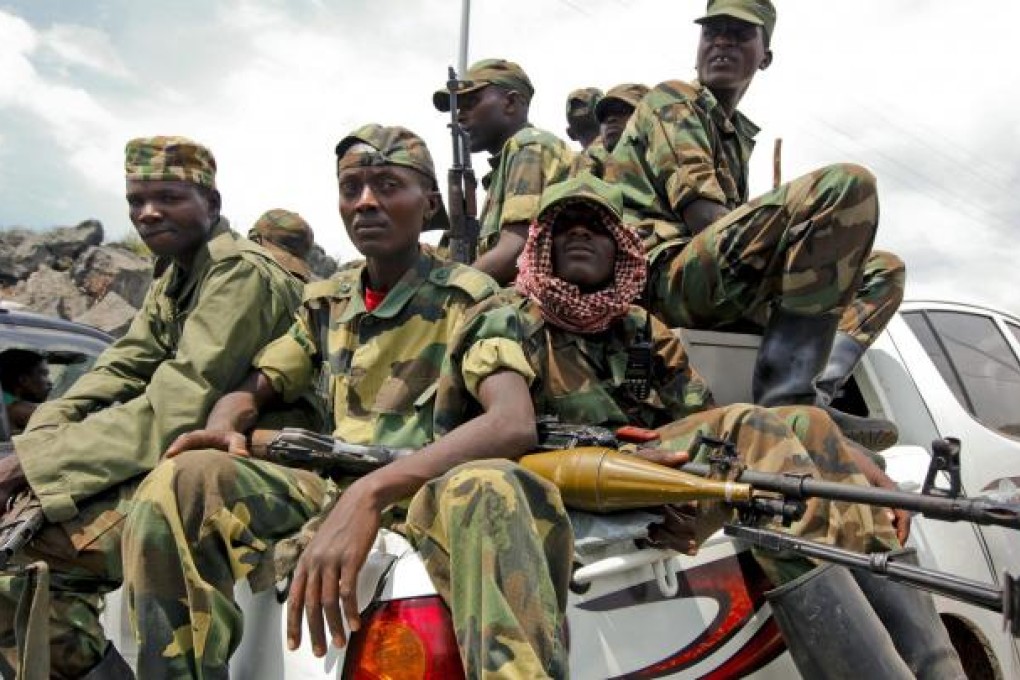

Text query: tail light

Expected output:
[343,596,466,680]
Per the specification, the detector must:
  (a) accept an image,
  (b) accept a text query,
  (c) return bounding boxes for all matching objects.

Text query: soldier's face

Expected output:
[126,180,219,261]
[338,165,436,259]
[19,362,51,402]
[696,18,771,94]
[456,85,514,154]
[598,100,636,152]
[552,212,617,292]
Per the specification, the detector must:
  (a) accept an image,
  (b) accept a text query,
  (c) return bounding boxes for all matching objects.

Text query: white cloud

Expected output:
[40,23,132,79]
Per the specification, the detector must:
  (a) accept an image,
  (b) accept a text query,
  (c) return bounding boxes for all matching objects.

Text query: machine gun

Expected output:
[444,66,480,264]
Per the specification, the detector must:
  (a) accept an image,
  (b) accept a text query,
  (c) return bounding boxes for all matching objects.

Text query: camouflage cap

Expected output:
[124,136,217,189]
[594,83,650,121]
[695,0,776,44]
[538,174,624,224]
[248,209,314,280]
[334,124,450,231]
[432,58,534,112]
[565,87,603,123]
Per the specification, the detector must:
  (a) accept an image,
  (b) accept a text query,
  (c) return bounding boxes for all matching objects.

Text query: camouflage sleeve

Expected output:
[499,143,565,226]
[433,297,536,435]
[25,286,168,429]
[648,314,715,417]
[253,308,318,403]
[608,89,726,221]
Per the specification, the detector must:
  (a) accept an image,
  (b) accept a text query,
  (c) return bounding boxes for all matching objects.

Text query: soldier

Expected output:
[124,125,572,678]
[248,208,316,282]
[605,0,906,450]
[435,177,964,678]
[570,82,649,178]
[433,58,574,284]
[0,349,51,433]
[0,137,302,677]
[564,86,603,150]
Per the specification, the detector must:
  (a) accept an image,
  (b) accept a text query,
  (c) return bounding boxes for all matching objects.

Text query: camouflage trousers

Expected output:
[648,164,904,350]
[0,480,137,679]
[655,403,899,584]
[405,459,573,680]
[120,449,329,679]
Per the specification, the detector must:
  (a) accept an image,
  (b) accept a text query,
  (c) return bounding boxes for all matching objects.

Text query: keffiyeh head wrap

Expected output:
[516,176,646,333]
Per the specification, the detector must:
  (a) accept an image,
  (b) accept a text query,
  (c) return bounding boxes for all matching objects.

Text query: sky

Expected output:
[1,0,1018,315]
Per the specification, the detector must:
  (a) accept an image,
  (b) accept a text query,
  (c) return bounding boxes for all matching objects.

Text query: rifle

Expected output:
[445,65,480,264]
[249,428,413,477]
[0,491,44,572]
[725,523,1020,637]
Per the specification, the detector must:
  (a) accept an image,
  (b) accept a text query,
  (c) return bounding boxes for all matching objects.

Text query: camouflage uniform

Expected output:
[435,294,897,583]
[565,86,602,150]
[476,125,574,256]
[568,136,611,179]
[125,125,572,678]
[3,135,301,678]
[606,80,905,347]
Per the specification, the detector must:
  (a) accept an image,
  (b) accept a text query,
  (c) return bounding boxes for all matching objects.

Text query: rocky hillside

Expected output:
[0,220,338,337]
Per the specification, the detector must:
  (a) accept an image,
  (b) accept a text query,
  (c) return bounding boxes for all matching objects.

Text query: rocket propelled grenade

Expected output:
[519,447,752,513]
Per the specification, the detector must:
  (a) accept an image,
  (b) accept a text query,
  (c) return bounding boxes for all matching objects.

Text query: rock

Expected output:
[9,265,91,319]
[0,220,104,281]
[72,246,153,309]
[74,291,137,337]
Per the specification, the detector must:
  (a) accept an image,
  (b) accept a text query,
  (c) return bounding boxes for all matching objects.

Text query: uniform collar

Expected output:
[692,80,760,140]
[337,248,436,323]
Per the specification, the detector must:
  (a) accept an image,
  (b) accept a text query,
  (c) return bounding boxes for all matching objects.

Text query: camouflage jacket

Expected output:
[478,125,573,255]
[17,219,301,522]
[434,294,714,435]
[568,137,611,179]
[604,79,760,250]
[255,248,499,448]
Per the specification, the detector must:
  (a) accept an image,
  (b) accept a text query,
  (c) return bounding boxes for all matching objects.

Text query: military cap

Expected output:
[594,83,650,122]
[335,124,450,231]
[432,58,534,112]
[124,136,217,189]
[695,0,776,45]
[538,174,624,224]
[565,87,603,123]
[248,209,314,281]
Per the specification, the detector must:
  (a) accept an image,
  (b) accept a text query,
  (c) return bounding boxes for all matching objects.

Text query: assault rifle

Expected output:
[249,428,413,478]
[444,66,480,264]
[0,443,45,572]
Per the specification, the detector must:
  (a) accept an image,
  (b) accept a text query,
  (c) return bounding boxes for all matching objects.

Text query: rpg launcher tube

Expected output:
[519,447,752,513]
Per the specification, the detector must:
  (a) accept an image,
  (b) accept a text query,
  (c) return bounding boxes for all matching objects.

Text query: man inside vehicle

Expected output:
[0,349,52,434]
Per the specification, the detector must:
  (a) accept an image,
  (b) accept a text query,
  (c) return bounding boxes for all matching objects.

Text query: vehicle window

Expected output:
[902,312,970,409]
[914,311,1020,438]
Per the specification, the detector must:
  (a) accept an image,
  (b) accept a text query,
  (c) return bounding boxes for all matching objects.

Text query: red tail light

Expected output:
[343,596,466,680]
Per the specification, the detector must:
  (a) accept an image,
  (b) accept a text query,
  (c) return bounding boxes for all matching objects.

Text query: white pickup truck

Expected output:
[18,299,1017,679]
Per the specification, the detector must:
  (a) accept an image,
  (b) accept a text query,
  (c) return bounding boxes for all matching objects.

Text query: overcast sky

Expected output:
[1,0,1017,315]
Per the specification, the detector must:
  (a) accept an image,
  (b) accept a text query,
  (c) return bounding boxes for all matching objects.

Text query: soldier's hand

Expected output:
[0,454,28,513]
[645,502,700,555]
[890,507,912,544]
[165,430,249,458]
[287,480,381,657]
[633,447,690,468]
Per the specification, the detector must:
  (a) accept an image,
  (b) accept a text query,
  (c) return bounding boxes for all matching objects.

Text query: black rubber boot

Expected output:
[766,563,913,679]
[81,643,135,680]
[852,552,967,679]
[752,307,838,407]
[816,331,899,451]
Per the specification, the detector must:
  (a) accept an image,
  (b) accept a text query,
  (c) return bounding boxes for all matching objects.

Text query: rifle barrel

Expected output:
[682,463,1020,530]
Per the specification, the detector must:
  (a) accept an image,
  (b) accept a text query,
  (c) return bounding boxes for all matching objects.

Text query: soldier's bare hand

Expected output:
[287,481,380,657]
[889,507,912,544]
[0,454,28,513]
[165,430,249,458]
[633,447,690,468]
[646,503,700,555]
